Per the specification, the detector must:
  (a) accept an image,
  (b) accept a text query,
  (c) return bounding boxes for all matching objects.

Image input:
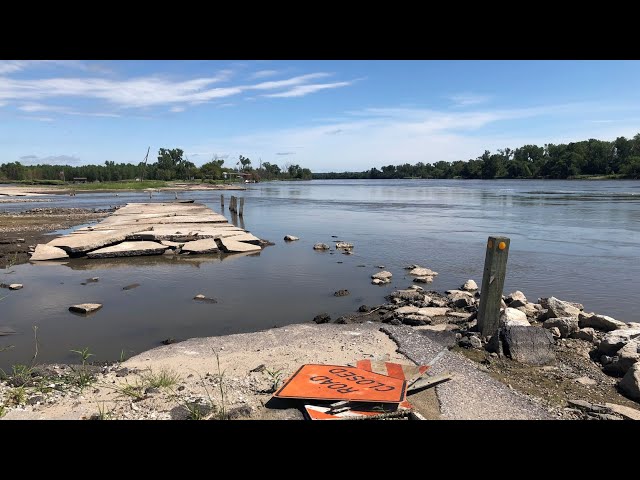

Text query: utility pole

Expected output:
[141,146,150,181]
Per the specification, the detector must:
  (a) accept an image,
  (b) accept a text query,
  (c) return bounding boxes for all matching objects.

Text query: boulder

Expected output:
[506,290,527,308]
[502,326,555,365]
[604,340,640,376]
[313,313,331,324]
[409,267,438,277]
[598,328,640,355]
[335,242,354,249]
[469,336,483,349]
[372,278,386,285]
[578,312,628,332]
[571,327,596,343]
[29,244,69,261]
[283,235,299,241]
[389,289,424,302]
[461,279,478,291]
[371,271,392,281]
[500,308,530,327]
[8,284,23,290]
[542,297,581,318]
[313,243,330,250]
[549,327,562,338]
[193,294,217,303]
[413,276,434,284]
[619,363,640,402]
[333,289,350,297]
[543,317,579,338]
[69,303,102,314]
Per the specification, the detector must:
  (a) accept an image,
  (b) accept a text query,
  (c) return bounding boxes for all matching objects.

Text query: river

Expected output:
[0,179,638,370]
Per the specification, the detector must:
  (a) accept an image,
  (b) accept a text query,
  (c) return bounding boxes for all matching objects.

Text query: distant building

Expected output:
[73,177,88,183]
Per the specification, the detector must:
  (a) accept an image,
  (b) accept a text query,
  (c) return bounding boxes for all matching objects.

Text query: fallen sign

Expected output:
[274,364,406,404]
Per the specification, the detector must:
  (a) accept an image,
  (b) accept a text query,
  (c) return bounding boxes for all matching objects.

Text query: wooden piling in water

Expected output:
[230,195,236,213]
[239,198,244,217]
[477,236,510,337]
[221,194,224,209]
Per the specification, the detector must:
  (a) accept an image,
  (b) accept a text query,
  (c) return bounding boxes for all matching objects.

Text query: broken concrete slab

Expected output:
[578,312,628,332]
[218,237,261,253]
[181,238,219,254]
[543,316,579,338]
[221,232,262,244]
[413,276,434,283]
[605,402,640,420]
[371,270,392,280]
[87,241,168,259]
[48,227,141,254]
[29,244,69,261]
[417,307,450,317]
[69,303,102,314]
[160,240,185,248]
[409,267,438,276]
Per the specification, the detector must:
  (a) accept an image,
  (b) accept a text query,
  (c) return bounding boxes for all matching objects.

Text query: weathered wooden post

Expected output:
[239,197,244,217]
[221,194,224,209]
[230,195,236,213]
[477,236,510,337]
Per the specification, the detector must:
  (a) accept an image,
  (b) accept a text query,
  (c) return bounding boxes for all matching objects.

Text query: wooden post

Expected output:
[239,197,244,217]
[477,236,510,337]
[221,194,224,209]
[230,195,235,213]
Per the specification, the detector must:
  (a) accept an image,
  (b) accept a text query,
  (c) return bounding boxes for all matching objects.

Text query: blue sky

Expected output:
[1,60,639,172]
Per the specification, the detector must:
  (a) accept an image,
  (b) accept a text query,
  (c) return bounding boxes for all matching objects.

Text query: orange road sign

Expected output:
[274,364,406,403]
[356,359,429,383]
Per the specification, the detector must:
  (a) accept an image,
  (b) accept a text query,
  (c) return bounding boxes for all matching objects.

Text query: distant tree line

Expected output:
[0,148,313,183]
[312,134,640,180]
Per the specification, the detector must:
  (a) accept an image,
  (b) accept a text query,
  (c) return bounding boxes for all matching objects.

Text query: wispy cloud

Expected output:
[264,81,353,98]
[276,152,295,156]
[449,93,491,107]
[249,70,279,79]
[0,61,28,74]
[19,154,83,164]
[170,106,185,113]
[18,102,120,118]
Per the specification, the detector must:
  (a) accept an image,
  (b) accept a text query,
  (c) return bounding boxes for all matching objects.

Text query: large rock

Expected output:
[579,312,628,332]
[500,308,531,327]
[400,315,430,326]
[598,328,640,355]
[69,303,102,314]
[335,242,354,249]
[87,241,168,258]
[446,289,474,297]
[619,363,640,402]
[218,237,261,253]
[181,238,219,254]
[506,291,527,308]
[394,306,419,315]
[461,279,478,291]
[605,403,640,420]
[409,267,438,277]
[570,327,596,343]
[389,289,424,302]
[313,243,330,250]
[502,326,555,365]
[283,235,299,241]
[29,244,69,261]
[417,307,450,317]
[604,340,640,375]
[543,317,579,338]
[450,294,473,308]
[543,297,581,319]
[371,271,392,281]
[413,276,434,284]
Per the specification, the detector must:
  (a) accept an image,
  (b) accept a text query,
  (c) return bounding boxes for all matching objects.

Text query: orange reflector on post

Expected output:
[274,364,406,403]
[498,241,506,250]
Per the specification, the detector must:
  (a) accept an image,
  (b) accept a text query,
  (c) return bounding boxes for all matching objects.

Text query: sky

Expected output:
[1,60,639,172]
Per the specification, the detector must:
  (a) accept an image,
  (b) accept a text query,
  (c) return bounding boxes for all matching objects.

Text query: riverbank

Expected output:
[0,182,246,196]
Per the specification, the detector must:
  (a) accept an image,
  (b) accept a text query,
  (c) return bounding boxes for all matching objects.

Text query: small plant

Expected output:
[2,364,34,387]
[93,401,114,420]
[144,369,180,390]
[264,367,285,393]
[184,401,209,420]
[0,404,6,418]
[7,386,27,406]
[70,347,93,365]
[68,346,95,391]
[116,381,146,401]
[4,253,18,274]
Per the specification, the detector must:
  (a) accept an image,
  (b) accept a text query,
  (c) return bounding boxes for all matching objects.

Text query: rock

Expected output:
[226,404,253,420]
[193,294,217,303]
[333,317,348,324]
[409,267,438,277]
[446,289,474,297]
[335,242,354,249]
[358,305,371,312]
[0,327,17,336]
[389,289,424,302]
[401,315,429,326]
[181,238,219,254]
[218,237,261,253]
[570,327,596,342]
[543,317,579,338]
[162,338,176,345]
[619,363,640,402]
[541,297,581,318]
[69,303,103,314]
[115,368,129,377]
[521,303,539,317]
[500,308,530,327]
[574,376,597,386]
[450,294,473,308]
[417,307,449,317]
[600,355,614,365]
[461,279,478,291]
[413,276,434,284]
[122,283,140,291]
[578,312,628,332]
[377,265,385,269]
[604,403,640,420]
[604,340,640,376]
[8,284,23,290]
[313,313,331,324]
[313,243,330,250]
[371,271,392,280]
[87,241,168,258]
[430,298,449,308]
[395,306,419,315]
[283,235,299,241]
[549,327,561,338]
[29,244,69,261]
[27,395,45,406]
[502,325,555,365]
[506,290,527,308]
[469,336,483,349]
[334,289,350,297]
[598,328,640,355]
[371,278,385,285]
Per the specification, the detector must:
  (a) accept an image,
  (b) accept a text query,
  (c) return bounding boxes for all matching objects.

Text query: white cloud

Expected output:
[170,106,185,112]
[19,154,83,164]
[264,81,353,98]
[0,61,27,74]
[18,102,120,117]
[249,70,279,79]
[449,93,491,107]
